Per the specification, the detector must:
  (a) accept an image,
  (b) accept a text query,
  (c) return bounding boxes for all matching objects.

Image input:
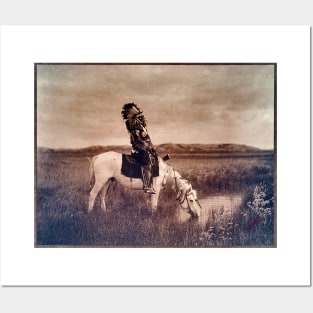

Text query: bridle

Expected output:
[171,168,202,216]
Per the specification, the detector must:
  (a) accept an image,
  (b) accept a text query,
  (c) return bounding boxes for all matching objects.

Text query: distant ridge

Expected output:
[38,143,272,157]
[156,143,262,154]
[37,145,131,155]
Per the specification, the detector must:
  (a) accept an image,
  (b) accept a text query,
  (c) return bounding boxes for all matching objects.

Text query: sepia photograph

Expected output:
[35,63,276,247]
[0,16,311,313]
[2,24,309,288]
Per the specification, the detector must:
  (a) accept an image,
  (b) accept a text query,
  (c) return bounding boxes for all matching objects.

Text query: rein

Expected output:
[172,168,203,213]
[172,168,193,208]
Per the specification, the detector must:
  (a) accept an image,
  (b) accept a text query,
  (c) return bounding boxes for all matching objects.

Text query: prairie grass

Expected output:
[36,150,275,247]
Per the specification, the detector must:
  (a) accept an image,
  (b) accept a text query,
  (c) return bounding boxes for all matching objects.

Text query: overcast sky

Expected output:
[36,64,275,149]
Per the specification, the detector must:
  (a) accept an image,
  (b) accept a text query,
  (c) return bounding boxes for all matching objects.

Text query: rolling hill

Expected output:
[37,143,273,158]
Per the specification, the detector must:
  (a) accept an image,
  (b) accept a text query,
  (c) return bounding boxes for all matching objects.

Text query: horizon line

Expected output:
[37,142,274,151]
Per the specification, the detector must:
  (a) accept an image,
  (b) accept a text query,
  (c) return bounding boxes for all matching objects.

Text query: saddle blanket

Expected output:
[121,154,159,178]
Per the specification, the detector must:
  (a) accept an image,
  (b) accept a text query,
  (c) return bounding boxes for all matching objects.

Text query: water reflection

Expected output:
[177,193,243,226]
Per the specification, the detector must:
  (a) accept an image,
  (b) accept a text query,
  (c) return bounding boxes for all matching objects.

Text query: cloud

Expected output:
[36,64,275,149]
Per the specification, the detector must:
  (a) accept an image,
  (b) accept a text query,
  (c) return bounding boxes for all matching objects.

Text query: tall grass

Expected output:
[36,151,275,247]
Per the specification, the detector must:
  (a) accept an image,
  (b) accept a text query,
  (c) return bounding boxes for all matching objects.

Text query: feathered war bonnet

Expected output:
[121,103,147,132]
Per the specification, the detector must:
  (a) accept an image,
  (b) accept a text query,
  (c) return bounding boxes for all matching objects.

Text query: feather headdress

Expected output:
[121,103,147,132]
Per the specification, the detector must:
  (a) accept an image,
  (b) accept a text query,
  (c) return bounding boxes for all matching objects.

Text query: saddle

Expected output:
[121,154,159,178]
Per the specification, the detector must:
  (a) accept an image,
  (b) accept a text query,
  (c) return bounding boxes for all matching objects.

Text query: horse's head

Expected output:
[176,179,202,218]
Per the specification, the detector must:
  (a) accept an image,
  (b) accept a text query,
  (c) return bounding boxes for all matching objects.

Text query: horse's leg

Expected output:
[150,180,161,213]
[87,181,103,213]
[100,181,111,212]
[150,192,159,214]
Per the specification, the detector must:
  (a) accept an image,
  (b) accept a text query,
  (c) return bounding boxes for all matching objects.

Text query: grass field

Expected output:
[36,147,275,247]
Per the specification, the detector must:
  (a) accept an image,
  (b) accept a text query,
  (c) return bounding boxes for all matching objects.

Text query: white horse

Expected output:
[88,151,202,217]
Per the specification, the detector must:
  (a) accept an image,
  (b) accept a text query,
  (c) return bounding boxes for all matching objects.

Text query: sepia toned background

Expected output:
[36,64,275,150]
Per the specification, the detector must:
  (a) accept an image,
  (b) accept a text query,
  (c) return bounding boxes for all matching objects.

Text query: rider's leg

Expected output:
[141,165,156,194]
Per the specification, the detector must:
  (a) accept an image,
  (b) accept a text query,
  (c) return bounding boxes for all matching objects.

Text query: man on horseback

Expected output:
[121,103,158,194]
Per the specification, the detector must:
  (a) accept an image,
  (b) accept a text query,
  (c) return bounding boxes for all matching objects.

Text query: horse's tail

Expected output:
[88,156,97,190]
